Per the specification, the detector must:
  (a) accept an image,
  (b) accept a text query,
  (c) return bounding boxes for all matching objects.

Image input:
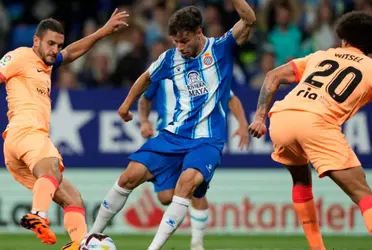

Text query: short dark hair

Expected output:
[35,18,64,38]
[335,11,372,54]
[168,6,203,36]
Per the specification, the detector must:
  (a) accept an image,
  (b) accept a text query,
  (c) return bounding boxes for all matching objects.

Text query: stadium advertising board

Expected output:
[0,169,367,235]
[0,88,371,168]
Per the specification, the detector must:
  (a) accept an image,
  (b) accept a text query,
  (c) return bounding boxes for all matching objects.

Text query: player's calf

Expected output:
[21,157,62,245]
[285,164,325,250]
[147,169,204,250]
[31,157,63,217]
[327,166,372,234]
[90,161,153,234]
[190,197,209,250]
[53,179,87,243]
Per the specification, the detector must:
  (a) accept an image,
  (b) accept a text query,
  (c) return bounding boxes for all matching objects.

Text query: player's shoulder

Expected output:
[1,47,31,61]
[0,47,30,67]
[214,29,233,44]
[9,47,32,56]
[157,48,176,62]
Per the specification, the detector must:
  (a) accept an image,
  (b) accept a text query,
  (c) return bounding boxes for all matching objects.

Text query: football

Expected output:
[79,233,116,250]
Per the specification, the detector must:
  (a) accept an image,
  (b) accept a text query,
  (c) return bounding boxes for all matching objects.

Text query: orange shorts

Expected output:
[269,111,360,177]
[3,127,64,189]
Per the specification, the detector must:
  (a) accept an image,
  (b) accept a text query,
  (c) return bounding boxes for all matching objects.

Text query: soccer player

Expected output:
[0,9,128,250]
[138,82,249,250]
[90,2,256,250]
[249,11,372,250]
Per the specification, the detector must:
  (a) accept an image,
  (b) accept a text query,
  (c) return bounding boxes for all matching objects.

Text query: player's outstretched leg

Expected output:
[190,197,209,250]
[90,161,154,233]
[52,178,88,250]
[20,157,62,245]
[285,164,325,250]
[147,168,204,250]
[327,166,372,234]
[157,190,209,250]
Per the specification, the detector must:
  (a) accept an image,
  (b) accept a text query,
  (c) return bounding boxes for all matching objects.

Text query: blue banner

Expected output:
[0,86,371,168]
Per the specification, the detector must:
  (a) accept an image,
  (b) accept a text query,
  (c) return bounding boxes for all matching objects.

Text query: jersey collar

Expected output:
[343,46,364,54]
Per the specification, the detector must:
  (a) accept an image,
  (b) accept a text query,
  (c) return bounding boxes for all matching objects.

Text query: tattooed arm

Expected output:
[249,63,298,138]
[231,0,256,46]
[255,63,298,122]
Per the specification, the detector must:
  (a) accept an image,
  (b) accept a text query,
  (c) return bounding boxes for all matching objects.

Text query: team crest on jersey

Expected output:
[187,71,209,97]
[203,53,213,66]
[0,54,11,67]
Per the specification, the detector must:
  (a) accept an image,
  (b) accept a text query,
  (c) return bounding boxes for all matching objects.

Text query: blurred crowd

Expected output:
[0,0,370,90]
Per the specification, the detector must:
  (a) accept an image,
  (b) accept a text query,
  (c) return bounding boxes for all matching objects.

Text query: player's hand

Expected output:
[118,109,133,122]
[248,120,267,138]
[140,121,155,138]
[232,125,250,151]
[99,8,129,36]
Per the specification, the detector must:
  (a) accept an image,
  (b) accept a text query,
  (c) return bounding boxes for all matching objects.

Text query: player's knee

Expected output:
[61,193,84,209]
[118,171,141,190]
[175,169,204,199]
[117,161,153,190]
[157,190,174,205]
[33,157,63,184]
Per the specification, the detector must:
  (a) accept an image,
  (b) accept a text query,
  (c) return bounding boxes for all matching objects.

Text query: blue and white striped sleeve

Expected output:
[215,29,238,53]
[229,90,234,100]
[147,51,170,83]
[144,80,160,100]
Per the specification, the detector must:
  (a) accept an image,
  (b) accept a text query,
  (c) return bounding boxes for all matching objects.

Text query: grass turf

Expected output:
[0,234,370,250]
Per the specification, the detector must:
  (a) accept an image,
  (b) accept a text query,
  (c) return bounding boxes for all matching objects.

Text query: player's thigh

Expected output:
[5,158,36,190]
[182,143,222,184]
[6,129,64,177]
[155,170,180,205]
[53,178,84,209]
[176,144,221,198]
[327,166,372,204]
[4,135,36,189]
[128,135,184,189]
[300,121,361,178]
[269,112,308,166]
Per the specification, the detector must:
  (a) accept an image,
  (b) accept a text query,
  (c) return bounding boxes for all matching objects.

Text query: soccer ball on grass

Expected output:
[79,233,116,250]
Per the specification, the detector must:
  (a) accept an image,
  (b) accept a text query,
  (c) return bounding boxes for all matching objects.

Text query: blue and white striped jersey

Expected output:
[144,79,234,131]
[147,29,237,141]
[144,79,176,131]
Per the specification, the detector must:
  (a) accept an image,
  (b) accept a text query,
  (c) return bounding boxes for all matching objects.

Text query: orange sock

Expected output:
[64,206,87,242]
[32,175,59,213]
[292,185,325,250]
[358,196,372,234]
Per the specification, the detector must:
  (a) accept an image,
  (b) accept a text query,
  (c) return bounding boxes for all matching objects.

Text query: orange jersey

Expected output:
[0,47,61,138]
[269,47,372,125]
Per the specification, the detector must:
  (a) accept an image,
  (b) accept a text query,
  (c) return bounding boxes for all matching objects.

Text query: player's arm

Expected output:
[138,94,155,138]
[229,95,249,129]
[255,63,297,121]
[248,62,297,138]
[229,94,250,150]
[118,71,152,121]
[118,50,169,122]
[231,0,256,46]
[138,94,152,125]
[60,8,129,65]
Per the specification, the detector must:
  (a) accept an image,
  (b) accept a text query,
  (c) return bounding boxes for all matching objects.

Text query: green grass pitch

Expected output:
[0,234,370,250]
